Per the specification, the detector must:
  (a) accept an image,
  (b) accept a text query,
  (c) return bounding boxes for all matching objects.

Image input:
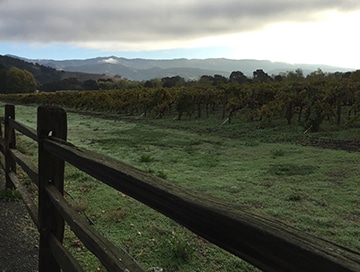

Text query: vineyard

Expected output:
[1,69,360,133]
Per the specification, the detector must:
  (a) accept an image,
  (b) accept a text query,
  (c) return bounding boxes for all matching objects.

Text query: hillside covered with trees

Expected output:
[0,55,112,93]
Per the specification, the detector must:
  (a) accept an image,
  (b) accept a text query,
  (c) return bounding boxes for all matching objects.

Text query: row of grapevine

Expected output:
[1,71,360,131]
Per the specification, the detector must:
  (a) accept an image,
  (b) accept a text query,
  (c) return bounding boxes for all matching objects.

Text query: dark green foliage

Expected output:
[40,77,84,92]
[5,67,37,93]
[270,149,285,157]
[83,79,100,90]
[253,69,273,83]
[0,63,7,92]
[229,71,249,84]
[287,193,302,202]
[139,153,155,163]
[213,74,228,85]
[162,233,196,262]
[161,76,186,88]
[0,188,22,201]
[156,170,167,179]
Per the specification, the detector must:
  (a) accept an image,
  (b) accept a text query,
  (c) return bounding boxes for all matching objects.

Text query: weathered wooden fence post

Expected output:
[37,106,67,272]
[4,104,16,189]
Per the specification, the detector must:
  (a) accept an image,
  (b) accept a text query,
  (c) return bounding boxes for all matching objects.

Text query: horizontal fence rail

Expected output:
[0,104,359,272]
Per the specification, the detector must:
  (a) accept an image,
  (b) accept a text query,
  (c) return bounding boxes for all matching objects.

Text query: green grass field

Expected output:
[3,103,360,271]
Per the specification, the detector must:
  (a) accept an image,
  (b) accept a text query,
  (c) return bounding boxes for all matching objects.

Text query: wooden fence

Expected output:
[0,104,359,272]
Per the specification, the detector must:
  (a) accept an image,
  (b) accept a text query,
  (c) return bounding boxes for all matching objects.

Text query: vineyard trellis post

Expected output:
[37,106,67,272]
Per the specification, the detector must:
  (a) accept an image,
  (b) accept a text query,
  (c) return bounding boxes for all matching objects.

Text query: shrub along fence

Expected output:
[0,104,359,272]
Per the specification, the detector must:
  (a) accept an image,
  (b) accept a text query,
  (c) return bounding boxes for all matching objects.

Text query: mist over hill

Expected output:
[29,56,353,81]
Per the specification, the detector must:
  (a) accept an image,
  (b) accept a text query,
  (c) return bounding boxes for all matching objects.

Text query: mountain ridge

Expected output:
[7,54,356,81]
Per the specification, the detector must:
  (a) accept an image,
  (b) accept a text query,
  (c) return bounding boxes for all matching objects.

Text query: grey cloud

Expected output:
[0,0,359,44]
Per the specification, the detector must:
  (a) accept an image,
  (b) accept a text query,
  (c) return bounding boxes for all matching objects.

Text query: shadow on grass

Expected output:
[268,163,318,176]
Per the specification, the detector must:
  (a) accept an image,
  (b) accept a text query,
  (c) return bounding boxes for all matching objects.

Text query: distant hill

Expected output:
[31,56,354,81]
[3,54,355,82]
[0,55,110,85]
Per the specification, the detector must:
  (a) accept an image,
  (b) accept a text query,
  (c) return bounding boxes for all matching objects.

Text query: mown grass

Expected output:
[2,103,360,271]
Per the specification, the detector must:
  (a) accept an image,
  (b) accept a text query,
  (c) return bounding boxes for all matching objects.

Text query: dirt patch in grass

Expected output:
[304,138,360,152]
[268,163,318,176]
[325,168,355,182]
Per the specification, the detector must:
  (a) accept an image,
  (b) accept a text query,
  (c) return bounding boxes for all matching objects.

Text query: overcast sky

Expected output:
[1,0,360,69]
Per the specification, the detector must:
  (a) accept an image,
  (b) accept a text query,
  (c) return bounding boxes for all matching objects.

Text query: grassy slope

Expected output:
[3,103,360,271]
